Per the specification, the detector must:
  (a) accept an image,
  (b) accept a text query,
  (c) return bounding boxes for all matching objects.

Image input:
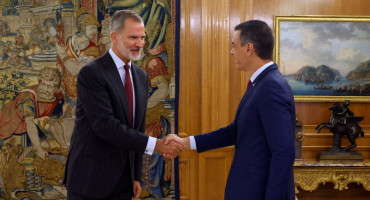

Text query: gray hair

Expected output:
[110,10,143,34]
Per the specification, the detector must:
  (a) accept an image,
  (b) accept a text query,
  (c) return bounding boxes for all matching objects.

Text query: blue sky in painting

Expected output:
[279,21,370,77]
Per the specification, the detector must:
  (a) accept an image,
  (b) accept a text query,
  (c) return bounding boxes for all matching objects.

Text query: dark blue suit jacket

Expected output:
[195,64,296,200]
[63,52,149,198]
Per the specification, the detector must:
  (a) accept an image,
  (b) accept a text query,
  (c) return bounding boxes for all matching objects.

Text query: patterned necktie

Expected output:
[247,80,252,89]
[124,64,133,128]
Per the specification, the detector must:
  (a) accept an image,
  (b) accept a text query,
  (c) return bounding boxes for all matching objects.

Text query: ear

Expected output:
[110,32,117,43]
[245,43,254,56]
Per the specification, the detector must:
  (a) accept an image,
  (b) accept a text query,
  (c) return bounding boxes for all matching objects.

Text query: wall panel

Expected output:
[198,148,234,200]
[179,0,370,199]
[201,0,231,132]
[178,0,202,199]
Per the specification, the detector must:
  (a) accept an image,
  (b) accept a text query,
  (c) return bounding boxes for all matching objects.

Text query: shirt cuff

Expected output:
[144,136,157,155]
[189,136,197,150]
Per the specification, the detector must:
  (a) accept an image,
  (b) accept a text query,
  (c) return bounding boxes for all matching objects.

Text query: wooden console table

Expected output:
[293,159,370,199]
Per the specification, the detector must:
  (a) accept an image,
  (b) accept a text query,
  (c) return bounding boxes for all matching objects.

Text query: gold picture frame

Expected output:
[274,15,370,102]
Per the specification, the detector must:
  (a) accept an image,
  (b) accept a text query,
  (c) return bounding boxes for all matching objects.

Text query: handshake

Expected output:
[154,134,190,158]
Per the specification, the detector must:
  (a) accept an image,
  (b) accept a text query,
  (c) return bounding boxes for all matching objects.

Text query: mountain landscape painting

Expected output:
[276,16,370,100]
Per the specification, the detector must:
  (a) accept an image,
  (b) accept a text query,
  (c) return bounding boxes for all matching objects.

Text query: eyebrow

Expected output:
[129,34,146,38]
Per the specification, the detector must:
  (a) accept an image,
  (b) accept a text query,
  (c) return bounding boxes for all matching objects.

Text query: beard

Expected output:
[37,91,53,101]
[117,39,142,61]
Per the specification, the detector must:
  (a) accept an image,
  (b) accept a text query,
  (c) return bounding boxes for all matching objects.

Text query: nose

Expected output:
[230,48,234,55]
[137,39,145,48]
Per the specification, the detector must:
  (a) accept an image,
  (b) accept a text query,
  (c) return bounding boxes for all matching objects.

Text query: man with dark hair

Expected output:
[167,20,296,199]
[234,20,275,60]
[63,10,183,200]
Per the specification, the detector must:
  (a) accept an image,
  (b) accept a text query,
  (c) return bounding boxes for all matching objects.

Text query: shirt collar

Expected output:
[109,48,131,69]
[250,61,274,83]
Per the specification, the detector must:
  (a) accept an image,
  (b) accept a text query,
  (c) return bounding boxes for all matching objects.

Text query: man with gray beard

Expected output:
[63,10,184,200]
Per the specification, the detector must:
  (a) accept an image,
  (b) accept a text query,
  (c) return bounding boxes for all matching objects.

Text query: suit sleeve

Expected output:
[194,120,237,153]
[257,80,295,200]
[77,64,149,154]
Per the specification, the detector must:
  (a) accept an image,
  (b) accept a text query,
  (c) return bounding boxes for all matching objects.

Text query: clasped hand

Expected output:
[155,134,189,158]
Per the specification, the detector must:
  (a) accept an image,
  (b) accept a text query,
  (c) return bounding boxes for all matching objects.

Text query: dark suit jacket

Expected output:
[195,64,296,200]
[63,52,149,198]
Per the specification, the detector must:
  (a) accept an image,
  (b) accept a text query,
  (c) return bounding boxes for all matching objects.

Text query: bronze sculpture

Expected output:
[315,100,364,153]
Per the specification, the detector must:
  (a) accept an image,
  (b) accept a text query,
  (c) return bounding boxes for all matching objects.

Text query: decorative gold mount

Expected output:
[294,166,370,193]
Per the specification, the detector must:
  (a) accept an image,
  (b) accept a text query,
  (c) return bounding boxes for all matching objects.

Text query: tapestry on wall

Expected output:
[0,0,178,199]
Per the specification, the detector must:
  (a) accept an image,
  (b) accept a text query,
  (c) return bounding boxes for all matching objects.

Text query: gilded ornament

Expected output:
[295,132,305,142]
[294,164,370,196]
[33,156,65,186]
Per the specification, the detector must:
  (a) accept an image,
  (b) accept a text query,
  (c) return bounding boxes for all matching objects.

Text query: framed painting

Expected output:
[274,15,370,102]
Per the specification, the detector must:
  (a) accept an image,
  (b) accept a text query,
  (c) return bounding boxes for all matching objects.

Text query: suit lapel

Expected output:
[235,64,278,118]
[131,64,145,129]
[101,52,130,123]
[235,86,254,118]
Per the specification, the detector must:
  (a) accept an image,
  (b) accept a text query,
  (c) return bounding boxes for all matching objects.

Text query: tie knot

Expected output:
[124,64,130,71]
[247,80,252,88]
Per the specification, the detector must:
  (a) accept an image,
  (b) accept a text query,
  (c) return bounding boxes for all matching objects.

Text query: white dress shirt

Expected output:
[109,49,157,155]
